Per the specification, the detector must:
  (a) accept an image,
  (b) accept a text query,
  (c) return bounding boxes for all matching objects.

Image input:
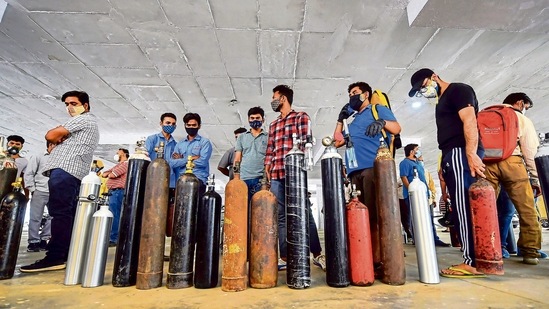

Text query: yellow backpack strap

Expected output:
[371,100,395,156]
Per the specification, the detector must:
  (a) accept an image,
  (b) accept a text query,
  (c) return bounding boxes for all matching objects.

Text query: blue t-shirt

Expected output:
[346,104,397,175]
[399,158,427,199]
[166,134,212,185]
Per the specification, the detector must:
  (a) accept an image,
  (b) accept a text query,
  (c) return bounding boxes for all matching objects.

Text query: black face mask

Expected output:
[185,127,199,137]
[349,94,364,111]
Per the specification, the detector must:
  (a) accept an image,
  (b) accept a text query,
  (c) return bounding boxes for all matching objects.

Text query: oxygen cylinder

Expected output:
[167,157,200,289]
[535,133,549,215]
[284,134,310,289]
[112,141,150,287]
[346,185,374,286]
[0,168,17,202]
[195,175,223,289]
[469,178,503,275]
[221,162,249,292]
[374,138,405,285]
[0,178,28,280]
[82,198,113,288]
[136,142,170,290]
[408,168,439,284]
[249,175,278,289]
[64,161,102,285]
[320,136,350,287]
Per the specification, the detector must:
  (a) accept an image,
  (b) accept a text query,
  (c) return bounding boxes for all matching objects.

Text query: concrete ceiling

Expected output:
[1,0,549,181]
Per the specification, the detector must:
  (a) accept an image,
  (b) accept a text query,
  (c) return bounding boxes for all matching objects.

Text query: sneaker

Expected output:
[312,254,326,271]
[434,239,451,247]
[277,258,287,271]
[539,251,548,259]
[523,257,539,265]
[39,240,48,251]
[501,247,510,259]
[26,243,40,252]
[20,258,66,273]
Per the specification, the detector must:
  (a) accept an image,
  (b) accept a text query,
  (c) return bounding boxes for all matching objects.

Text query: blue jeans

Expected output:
[270,179,287,259]
[244,178,262,202]
[108,189,125,243]
[497,188,515,250]
[45,169,81,262]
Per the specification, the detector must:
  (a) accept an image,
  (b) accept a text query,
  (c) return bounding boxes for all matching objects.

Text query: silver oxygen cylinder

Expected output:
[82,201,113,288]
[64,162,102,285]
[408,167,439,284]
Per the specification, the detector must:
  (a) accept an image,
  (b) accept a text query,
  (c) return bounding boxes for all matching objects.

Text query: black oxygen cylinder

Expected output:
[535,134,549,215]
[0,168,17,202]
[112,144,150,287]
[285,134,310,289]
[0,178,28,280]
[167,157,200,289]
[320,137,350,287]
[194,175,222,289]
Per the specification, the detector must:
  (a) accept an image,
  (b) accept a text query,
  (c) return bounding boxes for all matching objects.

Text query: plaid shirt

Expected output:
[264,110,311,180]
[44,113,100,180]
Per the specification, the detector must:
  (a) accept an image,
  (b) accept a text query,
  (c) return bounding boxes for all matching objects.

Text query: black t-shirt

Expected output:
[435,83,479,155]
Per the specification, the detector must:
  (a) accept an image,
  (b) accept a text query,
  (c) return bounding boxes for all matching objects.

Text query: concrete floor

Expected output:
[2,228,549,309]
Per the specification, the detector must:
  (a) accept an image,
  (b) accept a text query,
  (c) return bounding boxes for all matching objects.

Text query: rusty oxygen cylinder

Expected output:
[469,178,503,275]
[408,168,439,284]
[320,136,350,287]
[346,184,375,286]
[167,156,200,289]
[81,194,113,288]
[65,161,102,286]
[374,137,405,285]
[0,178,28,280]
[285,133,310,289]
[249,174,278,289]
[195,174,223,289]
[112,140,151,287]
[221,161,249,292]
[136,142,170,290]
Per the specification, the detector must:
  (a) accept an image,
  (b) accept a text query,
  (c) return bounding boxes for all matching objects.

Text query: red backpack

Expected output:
[477,104,519,163]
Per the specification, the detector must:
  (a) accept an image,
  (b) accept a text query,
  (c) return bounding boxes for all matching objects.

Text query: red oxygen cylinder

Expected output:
[469,178,504,275]
[346,185,374,286]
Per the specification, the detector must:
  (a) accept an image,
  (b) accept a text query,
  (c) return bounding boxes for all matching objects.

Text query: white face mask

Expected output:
[420,80,439,99]
[66,105,85,117]
[114,154,120,162]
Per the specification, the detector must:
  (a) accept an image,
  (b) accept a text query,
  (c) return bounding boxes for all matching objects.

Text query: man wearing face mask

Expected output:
[400,144,450,247]
[21,90,99,273]
[484,93,544,265]
[409,68,485,278]
[218,127,247,180]
[264,85,313,270]
[168,112,212,197]
[333,82,401,268]
[6,135,29,198]
[101,148,129,246]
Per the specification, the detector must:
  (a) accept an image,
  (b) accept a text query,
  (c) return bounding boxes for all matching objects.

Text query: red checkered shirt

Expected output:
[264,110,311,180]
[105,161,128,190]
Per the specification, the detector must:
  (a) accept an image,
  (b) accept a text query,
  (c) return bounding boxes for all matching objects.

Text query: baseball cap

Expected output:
[408,68,434,97]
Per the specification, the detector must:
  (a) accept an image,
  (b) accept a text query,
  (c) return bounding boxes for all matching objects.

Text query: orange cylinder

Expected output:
[374,140,405,285]
[221,163,249,292]
[469,178,504,275]
[249,181,278,288]
[346,193,374,286]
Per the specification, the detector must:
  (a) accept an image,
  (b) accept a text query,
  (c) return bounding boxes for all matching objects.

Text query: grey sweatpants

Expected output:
[28,190,52,243]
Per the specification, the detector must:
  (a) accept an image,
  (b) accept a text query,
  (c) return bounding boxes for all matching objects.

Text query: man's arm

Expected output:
[217,150,232,176]
[45,126,70,144]
[458,106,485,178]
[401,176,410,189]
[519,116,541,196]
[384,120,401,135]
[23,156,38,192]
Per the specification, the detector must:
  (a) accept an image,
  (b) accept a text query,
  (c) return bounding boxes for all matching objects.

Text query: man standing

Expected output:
[400,144,449,247]
[483,93,543,265]
[168,113,212,197]
[21,90,99,272]
[409,68,485,277]
[218,127,247,180]
[6,135,29,198]
[145,113,178,191]
[264,85,318,270]
[101,148,129,246]
[234,107,268,199]
[333,82,401,266]
[24,141,55,252]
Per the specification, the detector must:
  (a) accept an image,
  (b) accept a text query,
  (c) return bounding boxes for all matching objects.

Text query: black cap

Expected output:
[408,68,434,97]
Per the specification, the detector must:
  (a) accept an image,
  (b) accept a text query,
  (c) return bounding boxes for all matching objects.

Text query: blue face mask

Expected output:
[163,125,176,134]
[249,120,262,129]
[415,149,422,158]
